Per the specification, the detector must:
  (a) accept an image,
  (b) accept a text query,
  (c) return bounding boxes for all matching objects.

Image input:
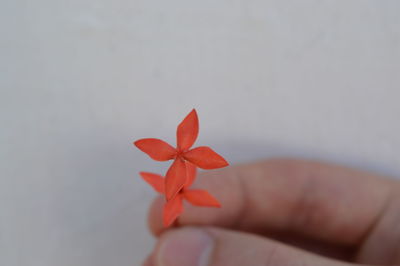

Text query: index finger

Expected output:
[148,159,398,247]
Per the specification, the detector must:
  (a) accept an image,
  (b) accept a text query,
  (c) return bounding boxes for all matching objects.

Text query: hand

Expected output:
[142,159,400,266]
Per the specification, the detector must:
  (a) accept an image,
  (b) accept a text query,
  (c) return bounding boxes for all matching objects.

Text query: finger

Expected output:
[142,254,154,266]
[149,159,398,247]
[151,226,352,266]
[148,198,353,260]
[355,193,400,264]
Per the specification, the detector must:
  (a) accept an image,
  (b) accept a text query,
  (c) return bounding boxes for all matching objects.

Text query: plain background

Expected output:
[1,1,400,265]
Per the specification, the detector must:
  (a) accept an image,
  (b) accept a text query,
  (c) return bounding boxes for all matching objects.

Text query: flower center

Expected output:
[175,149,187,158]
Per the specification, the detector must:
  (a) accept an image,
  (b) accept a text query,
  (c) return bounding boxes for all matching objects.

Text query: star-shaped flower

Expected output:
[134,109,229,200]
[140,163,221,227]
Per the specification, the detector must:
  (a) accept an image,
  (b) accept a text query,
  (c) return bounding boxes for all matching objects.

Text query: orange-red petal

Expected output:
[139,172,165,194]
[183,146,229,169]
[165,159,187,200]
[176,109,199,151]
[134,138,176,161]
[183,189,221,207]
[163,194,183,227]
[184,162,197,188]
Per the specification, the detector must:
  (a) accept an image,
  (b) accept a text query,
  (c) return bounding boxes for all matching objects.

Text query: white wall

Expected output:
[1,1,399,265]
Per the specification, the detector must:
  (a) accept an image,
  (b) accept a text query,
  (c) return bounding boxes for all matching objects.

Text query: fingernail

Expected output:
[156,228,214,266]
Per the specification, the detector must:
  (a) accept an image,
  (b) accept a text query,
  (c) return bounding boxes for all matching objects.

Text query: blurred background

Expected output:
[1,1,400,265]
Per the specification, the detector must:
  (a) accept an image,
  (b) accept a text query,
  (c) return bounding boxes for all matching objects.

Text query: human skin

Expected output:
[142,159,400,266]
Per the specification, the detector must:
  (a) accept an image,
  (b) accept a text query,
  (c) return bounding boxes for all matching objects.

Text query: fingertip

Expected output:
[148,196,165,236]
[154,227,214,266]
[142,253,155,266]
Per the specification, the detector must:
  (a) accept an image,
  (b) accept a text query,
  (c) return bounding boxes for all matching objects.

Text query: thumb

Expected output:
[147,227,353,266]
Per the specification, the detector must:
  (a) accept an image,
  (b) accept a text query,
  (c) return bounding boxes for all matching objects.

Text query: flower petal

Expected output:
[134,138,176,161]
[139,172,165,194]
[176,109,199,151]
[183,189,221,207]
[183,146,229,169]
[165,159,187,200]
[184,161,197,188]
[163,194,183,227]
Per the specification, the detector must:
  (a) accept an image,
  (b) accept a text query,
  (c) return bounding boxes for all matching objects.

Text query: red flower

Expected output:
[140,163,221,227]
[134,109,229,200]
